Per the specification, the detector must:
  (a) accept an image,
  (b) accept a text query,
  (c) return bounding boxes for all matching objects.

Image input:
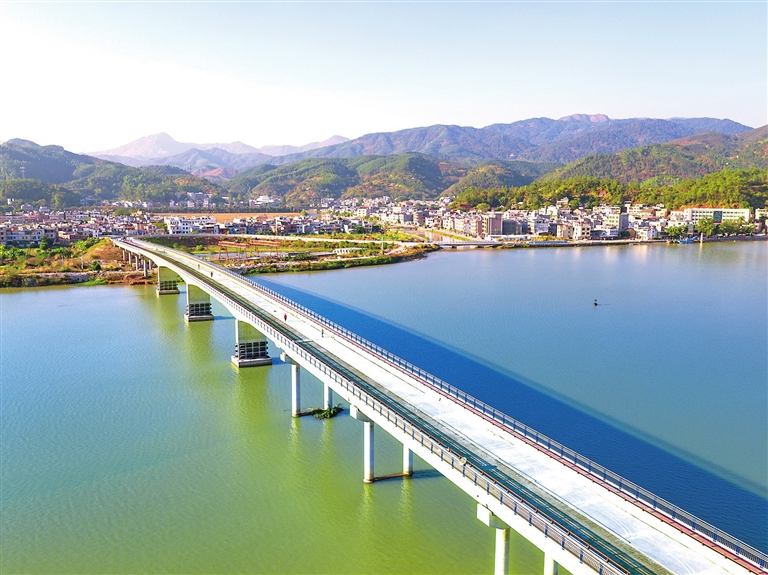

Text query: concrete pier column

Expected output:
[157,266,180,295]
[231,320,272,367]
[291,362,301,417]
[185,284,214,322]
[135,257,140,271]
[403,445,413,476]
[478,505,511,575]
[142,259,148,278]
[122,249,127,261]
[543,553,558,575]
[495,528,510,575]
[351,406,374,483]
[323,384,333,409]
[363,420,374,483]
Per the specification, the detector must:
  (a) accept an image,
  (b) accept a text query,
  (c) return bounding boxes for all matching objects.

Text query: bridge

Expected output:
[114,238,766,575]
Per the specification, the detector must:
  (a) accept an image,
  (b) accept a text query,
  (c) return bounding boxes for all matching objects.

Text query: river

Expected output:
[2,241,766,573]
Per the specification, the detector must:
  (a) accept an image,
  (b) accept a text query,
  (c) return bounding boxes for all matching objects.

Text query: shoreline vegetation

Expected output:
[1,234,764,289]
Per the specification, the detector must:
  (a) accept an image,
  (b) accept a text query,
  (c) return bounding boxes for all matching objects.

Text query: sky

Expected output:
[0,1,765,153]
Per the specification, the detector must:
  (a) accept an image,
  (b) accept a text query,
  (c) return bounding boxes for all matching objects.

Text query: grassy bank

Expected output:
[0,238,152,288]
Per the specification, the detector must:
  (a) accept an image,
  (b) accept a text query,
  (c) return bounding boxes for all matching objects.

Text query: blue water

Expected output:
[261,242,768,550]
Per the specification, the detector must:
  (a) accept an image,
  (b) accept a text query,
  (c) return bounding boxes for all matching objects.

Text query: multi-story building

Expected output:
[556,223,574,239]
[482,212,502,236]
[679,207,751,224]
[572,222,591,240]
[603,212,629,232]
[501,219,522,235]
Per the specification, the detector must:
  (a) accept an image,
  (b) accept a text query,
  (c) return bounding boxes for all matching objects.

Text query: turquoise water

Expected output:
[2,241,766,573]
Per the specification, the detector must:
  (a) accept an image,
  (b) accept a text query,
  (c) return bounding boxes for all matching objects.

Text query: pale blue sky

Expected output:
[1,1,765,152]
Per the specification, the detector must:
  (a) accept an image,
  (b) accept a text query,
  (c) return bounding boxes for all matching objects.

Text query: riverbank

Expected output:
[440,235,768,250]
[240,245,435,275]
[0,239,154,288]
[1,270,157,288]
[4,234,763,289]
[1,239,436,288]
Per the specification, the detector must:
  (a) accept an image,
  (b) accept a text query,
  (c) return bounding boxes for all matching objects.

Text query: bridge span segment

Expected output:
[114,238,764,575]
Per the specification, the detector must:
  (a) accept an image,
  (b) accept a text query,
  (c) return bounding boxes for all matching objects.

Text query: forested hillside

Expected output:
[541,127,768,183]
[225,154,557,204]
[450,169,768,211]
[0,140,220,207]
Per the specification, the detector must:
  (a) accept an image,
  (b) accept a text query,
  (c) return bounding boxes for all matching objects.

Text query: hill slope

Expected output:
[266,116,752,166]
[451,169,768,212]
[541,126,768,183]
[0,140,220,207]
[225,153,560,205]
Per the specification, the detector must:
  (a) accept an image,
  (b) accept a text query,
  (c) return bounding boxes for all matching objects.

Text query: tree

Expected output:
[738,219,755,235]
[694,217,716,237]
[666,224,688,239]
[719,219,741,236]
[38,236,51,250]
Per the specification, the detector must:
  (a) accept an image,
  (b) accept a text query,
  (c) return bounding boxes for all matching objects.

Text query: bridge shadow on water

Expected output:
[257,278,768,551]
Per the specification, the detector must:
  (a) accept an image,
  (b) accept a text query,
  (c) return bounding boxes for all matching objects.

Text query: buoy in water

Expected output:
[594,299,598,306]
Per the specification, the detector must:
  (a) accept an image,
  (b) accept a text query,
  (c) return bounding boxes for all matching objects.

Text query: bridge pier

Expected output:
[231,320,272,367]
[403,445,413,476]
[323,384,333,409]
[351,406,374,483]
[185,284,214,322]
[477,505,511,575]
[142,259,148,278]
[543,552,558,575]
[291,362,301,417]
[157,266,180,295]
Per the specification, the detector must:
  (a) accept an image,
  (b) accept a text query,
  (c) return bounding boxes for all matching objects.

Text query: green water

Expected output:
[3,241,766,573]
[1,285,554,574]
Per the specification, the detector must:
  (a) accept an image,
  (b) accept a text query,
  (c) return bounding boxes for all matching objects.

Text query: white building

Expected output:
[572,222,591,241]
[680,207,751,224]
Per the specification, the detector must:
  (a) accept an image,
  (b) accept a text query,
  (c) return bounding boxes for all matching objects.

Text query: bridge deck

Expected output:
[118,239,756,575]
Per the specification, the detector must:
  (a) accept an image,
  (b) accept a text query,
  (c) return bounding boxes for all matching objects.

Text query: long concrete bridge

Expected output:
[114,237,766,575]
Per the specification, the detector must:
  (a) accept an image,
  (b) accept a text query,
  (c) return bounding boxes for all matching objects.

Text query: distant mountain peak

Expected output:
[5,138,41,148]
[93,134,350,163]
[95,132,190,158]
[557,113,610,123]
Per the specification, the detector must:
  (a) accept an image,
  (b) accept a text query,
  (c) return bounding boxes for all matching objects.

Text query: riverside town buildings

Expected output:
[1,199,763,247]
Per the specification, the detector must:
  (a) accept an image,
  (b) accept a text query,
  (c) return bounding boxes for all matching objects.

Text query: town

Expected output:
[2,194,765,247]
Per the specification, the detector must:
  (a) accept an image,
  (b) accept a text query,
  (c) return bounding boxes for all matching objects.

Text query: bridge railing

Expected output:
[234,259,768,571]
[145,251,629,575]
[122,239,768,572]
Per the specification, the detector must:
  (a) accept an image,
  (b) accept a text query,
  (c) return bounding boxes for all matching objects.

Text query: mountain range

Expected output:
[90,115,752,176]
[2,116,766,210]
[92,133,350,167]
